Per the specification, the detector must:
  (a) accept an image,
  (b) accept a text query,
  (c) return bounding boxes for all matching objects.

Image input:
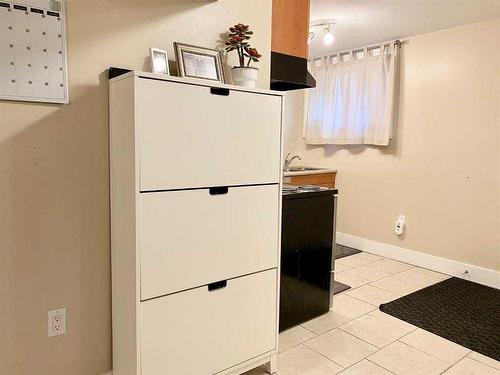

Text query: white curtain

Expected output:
[305,44,399,146]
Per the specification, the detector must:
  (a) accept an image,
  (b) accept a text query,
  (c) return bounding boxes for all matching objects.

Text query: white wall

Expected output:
[0,1,272,374]
[284,19,500,272]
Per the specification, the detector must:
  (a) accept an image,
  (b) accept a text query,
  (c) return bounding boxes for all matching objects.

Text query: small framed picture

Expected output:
[149,47,170,75]
[174,42,225,83]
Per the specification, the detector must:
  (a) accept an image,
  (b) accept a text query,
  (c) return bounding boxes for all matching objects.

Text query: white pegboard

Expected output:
[0,0,68,104]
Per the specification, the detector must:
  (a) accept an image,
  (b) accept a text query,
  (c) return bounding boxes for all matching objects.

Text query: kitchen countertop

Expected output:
[283,168,337,177]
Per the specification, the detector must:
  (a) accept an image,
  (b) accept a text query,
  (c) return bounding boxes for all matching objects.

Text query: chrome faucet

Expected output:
[284,152,301,171]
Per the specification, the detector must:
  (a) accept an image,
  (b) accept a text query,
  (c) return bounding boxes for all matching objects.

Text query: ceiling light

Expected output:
[323,27,334,45]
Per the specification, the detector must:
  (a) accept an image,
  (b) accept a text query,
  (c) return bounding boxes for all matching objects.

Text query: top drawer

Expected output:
[136,78,282,191]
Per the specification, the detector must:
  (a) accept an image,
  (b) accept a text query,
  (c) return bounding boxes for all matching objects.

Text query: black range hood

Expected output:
[270,51,316,91]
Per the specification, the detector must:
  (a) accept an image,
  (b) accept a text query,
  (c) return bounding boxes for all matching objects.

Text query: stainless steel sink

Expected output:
[285,166,324,172]
[282,184,325,193]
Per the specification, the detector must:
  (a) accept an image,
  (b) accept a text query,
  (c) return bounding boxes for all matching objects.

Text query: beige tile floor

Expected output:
[244,252,500,375]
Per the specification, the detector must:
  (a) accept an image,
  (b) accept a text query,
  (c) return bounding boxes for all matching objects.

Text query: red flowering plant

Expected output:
[225,23,262,68]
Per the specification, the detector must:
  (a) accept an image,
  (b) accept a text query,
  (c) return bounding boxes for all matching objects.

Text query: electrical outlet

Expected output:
[394,214,406,235]
[48,308,66,337]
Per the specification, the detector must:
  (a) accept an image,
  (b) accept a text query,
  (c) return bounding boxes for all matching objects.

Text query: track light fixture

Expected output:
[309,19,336,45]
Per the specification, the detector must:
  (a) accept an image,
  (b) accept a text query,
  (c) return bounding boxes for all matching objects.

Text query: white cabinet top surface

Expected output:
[109,70,285,97]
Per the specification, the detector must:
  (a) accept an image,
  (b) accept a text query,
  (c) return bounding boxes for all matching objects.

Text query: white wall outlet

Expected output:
[394,214,406,236]
[48,308,66,337]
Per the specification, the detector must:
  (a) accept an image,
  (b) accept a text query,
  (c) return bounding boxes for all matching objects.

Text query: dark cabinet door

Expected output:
[280,203,308,331]
[302,195,333,320]
[280,193,334,332]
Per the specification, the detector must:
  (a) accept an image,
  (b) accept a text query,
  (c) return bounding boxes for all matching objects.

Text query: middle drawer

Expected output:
[140,184,280,300]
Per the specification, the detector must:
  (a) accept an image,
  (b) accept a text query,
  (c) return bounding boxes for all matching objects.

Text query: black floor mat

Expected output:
[380,277,500,361]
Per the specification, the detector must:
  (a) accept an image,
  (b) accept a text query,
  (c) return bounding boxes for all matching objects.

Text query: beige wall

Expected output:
[0,1,272,374]
[284,19,500,271]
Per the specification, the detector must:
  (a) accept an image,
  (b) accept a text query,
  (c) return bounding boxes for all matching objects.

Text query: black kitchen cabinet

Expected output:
[279,190,336,332]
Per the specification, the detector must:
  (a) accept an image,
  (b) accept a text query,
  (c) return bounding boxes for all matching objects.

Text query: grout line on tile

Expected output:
[384,265,451,287]
[301,321,347,337]
[365,358,398,375]
[394,327,418,342]
[281,326,331,353]
[300,324,318,335]
[466,352,500,371]
[368,274,419,290]
[337,319,407,351]
[389,340,452,370]
[369,312,419,334]
[366,281,408,298]
[439,361,456,374]
[336,323,386,348]
[302,342,347,370]
[278,327,319,355]
[396,329,473,367]
[465,356,500,372]
[338,329,378,352]
[341,292,378,307]
[345,284,401,307]
[278,340,306,355]
[368,265,416,279]
[335,270,372,281]
[336,355,390,375]
[344,263,417,284]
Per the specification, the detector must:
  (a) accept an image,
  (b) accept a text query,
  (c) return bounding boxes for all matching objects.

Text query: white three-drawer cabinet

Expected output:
[109,71,284,375]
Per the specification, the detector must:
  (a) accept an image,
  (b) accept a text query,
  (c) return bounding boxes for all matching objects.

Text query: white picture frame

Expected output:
[149,47,170,75]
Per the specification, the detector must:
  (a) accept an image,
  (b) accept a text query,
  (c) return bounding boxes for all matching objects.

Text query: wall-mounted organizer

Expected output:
[0,0,68,104]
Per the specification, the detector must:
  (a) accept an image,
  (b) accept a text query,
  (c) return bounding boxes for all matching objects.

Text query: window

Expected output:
[305,44,400,146]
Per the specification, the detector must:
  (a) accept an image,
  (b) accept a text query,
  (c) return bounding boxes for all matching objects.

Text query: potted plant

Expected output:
[225,23,262,88]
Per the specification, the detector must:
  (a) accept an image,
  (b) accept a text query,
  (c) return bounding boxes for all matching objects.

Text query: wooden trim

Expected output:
[272,0,310,58]
[289,172,336,188]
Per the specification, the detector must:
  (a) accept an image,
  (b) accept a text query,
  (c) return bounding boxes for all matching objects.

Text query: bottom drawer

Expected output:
[140,269,277,375]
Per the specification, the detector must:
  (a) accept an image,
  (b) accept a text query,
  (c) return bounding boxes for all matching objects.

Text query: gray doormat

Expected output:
[380,277,500,361]
[335,245,362,259]
[332,280,351,295]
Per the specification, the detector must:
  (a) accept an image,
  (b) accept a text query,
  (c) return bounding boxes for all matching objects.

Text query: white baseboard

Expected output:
[337,232,499,289]
[98,371,112,375]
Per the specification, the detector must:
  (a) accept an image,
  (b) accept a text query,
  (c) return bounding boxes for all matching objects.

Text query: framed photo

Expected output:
[149,47,170,75]
[174,42,225,83]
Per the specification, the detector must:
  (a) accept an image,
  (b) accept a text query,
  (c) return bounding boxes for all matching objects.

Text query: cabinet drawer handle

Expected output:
[208,280,227,291]
[209,186,229,195]
[210,87,230,96]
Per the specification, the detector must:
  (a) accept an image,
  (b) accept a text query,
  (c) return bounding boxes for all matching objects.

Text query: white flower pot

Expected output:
[231,67,258,88]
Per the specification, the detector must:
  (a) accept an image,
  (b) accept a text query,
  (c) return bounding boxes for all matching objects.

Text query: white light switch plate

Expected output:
[48,308,66,337]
